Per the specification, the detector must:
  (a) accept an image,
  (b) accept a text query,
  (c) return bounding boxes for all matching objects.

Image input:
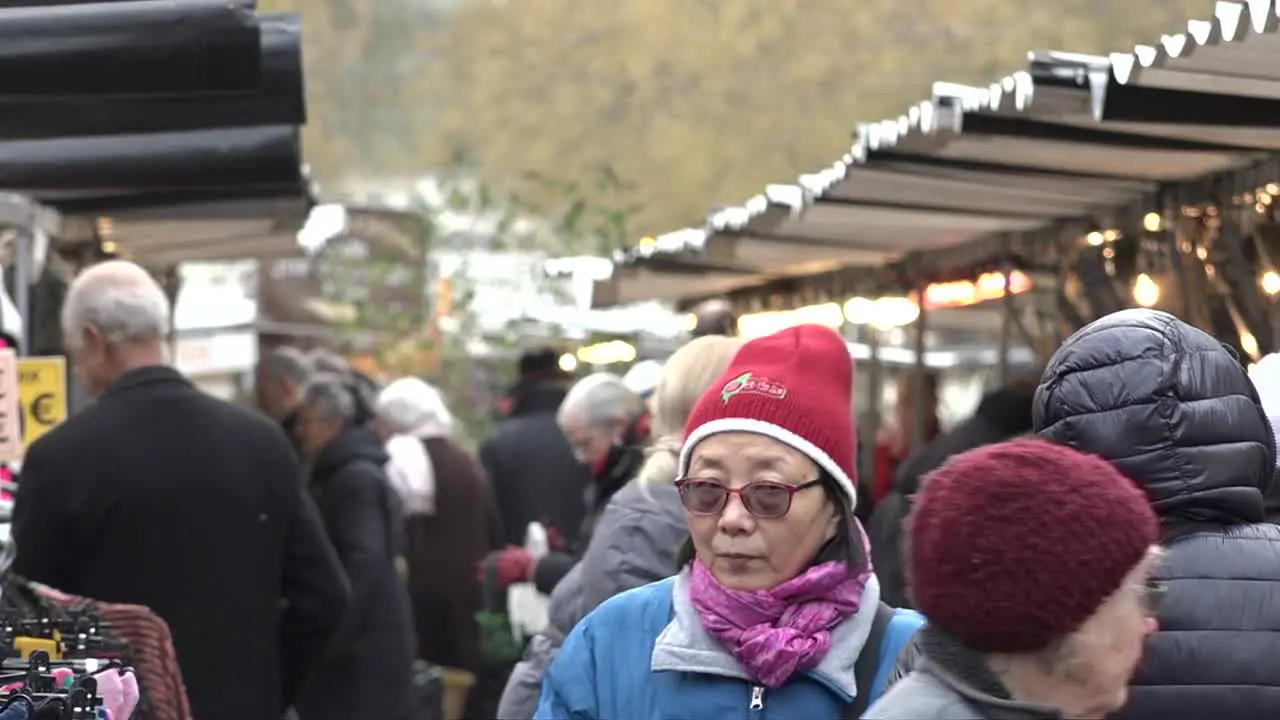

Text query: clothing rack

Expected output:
[0,575,141,719]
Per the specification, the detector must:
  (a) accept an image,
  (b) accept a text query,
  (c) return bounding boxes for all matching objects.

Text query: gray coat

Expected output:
[496,479,686,719]
[865,627,1060,720]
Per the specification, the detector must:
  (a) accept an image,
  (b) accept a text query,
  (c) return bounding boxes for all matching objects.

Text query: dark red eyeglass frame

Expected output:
[674,477,822,519]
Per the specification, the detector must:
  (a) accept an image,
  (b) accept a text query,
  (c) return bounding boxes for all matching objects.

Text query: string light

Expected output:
[1132,273,1160,308]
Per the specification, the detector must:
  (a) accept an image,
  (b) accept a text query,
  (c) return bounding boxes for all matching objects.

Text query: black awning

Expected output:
[0,13,302,140]
[0,0,260,96]
[0,125,300,197]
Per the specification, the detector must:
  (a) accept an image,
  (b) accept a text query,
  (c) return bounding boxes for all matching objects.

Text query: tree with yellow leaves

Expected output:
[429,0,1210,237]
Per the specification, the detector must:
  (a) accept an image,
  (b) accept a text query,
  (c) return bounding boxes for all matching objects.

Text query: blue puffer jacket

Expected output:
[1035,309,1280,719]
[534,571,921,719]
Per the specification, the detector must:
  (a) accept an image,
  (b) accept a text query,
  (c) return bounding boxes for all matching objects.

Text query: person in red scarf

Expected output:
[870,373,940,508]
[485,374,649,594]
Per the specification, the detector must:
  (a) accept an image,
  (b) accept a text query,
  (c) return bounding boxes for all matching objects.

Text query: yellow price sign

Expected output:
[18,356,67,450]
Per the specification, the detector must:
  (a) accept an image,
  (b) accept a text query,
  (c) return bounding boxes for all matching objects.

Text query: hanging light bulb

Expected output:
[1242,332,1259,359]
[1263,271,1280,297]
[1142,212,1162,232]
[1086,231,1104,246]
[1133,273,1160,308]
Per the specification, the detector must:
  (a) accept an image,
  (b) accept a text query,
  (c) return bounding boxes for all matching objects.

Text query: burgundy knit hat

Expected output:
[677,324,857,507]
[908,437,1157,654]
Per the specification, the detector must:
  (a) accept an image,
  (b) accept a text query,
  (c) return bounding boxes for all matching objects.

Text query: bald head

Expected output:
[61,260,170,350]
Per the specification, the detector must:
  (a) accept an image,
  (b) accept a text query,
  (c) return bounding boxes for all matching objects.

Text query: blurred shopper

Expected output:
[13,261,348,720]
[537,325,923,719]
[375,378,503,716]
[622,358,664,402]
[689,297,738,337]
[255,345,314,450]
[1035,309,1280,718]
[870,373,940,507]
[867,379,1036,607]
[484,374,646,596]
[1246,352,1280,523]
[481,347,588,548]
[865,438,1160,719]
[498,335,741,718]
[295,375,416,720]
[308,348,379,426]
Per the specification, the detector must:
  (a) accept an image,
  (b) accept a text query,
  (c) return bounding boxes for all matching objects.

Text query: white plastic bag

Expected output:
[507,521,551,642]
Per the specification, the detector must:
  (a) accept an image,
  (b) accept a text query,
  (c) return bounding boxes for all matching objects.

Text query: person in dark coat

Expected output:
[485,373,646,596]
[689,298,738,337]
[255,345,314,453]
[867,379,1036,608]
[294,375,416,720]
[374,378,504,676]
[13,261,349,720]
[1034,309,1280,718]
[481,348,590,548]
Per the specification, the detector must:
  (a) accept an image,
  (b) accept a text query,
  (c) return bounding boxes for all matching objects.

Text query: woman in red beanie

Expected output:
[864,438,1161,720]
[535,325,924,719]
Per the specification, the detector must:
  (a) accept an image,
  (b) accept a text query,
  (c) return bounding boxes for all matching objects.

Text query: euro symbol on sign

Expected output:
[31,393,56,425]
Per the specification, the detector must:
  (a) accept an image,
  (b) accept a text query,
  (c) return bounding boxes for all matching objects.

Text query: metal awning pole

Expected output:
[864,324,882,483]
[13,230,31,357]
[998,255,1013,387]
[911,280,928,452]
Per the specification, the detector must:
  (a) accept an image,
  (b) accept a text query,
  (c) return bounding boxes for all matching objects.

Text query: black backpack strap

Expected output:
[846,602,895,719]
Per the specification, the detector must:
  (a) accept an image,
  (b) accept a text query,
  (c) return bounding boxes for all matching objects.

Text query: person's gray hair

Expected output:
[301,373,357,424]
[261,346,313,386]
[557,372,642,428]
[309,348,351,377]
[60,260,170,349]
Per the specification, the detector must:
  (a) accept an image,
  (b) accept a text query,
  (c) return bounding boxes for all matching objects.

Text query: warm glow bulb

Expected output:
[1142,212,1162,233]
[1263,271,1280,297]
[1086,231,1104,246]
[1242,332,1259,359]
[558,353,578,373]
[1133,273,1160,308]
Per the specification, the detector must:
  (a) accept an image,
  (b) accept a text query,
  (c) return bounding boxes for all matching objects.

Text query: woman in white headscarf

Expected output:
[375,378,504,700]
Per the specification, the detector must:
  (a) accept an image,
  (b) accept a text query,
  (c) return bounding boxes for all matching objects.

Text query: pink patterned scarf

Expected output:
[688,549,872,688]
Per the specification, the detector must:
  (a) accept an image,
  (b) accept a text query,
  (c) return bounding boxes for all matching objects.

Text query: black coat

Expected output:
[296,425,416,720]
[481,384,592,548]
[531,443,645,594]
[867,386,1034,608]
[12,366,349,720]
[1035,309,1280,719]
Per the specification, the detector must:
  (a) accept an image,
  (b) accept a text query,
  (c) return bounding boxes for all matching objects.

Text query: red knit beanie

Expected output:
[908,437,1158,654]
[677,324,857,507]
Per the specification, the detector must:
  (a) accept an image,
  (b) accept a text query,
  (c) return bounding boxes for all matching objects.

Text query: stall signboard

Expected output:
[17,355,66,451]
[0,351,21,461]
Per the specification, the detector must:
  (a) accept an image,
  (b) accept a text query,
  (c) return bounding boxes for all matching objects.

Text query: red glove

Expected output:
[479,546,536,590]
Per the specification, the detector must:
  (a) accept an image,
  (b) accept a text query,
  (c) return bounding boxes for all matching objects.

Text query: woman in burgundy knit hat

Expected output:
[535,324,924,719]
[865,437,1162,720]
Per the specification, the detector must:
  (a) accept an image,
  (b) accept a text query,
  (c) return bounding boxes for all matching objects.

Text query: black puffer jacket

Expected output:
[1034,309,1280,719]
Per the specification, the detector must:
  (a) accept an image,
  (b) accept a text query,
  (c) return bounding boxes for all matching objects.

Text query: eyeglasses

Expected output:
[1137,578,1167,617]
[674,477,822,519]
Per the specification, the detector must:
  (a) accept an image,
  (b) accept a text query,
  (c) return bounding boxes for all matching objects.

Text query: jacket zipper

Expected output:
[749,685,765,711]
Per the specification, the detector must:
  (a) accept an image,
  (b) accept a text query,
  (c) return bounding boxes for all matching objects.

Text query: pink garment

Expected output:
[95,669,140,720]
[688,533,873,688]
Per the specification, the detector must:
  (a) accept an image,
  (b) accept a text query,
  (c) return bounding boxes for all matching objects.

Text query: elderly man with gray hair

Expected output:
[256,345,314,450]
[12,260,349,720]
[483,372,648,596]
[294,373,416,720]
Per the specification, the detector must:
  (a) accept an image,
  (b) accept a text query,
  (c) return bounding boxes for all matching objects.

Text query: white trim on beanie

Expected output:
[678,417,857,511]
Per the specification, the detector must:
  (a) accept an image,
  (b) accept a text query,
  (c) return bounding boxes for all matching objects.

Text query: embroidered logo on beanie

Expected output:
[720,372,787,405]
